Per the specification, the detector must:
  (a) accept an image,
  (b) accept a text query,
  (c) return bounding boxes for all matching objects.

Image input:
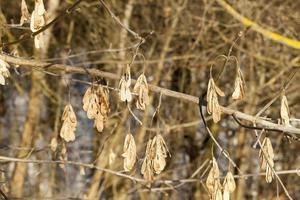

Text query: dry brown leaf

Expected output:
[20,0,30,25]
[122,133,136,172]
[0,59,10,85]
[280,94,290,126]
[60,104,77,142]
[133,74,150,110]
[232,68,245,100]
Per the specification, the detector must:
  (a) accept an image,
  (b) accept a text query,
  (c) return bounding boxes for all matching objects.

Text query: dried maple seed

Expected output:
[215,187,223,200]
[60,104,77,142]
[20,0,30,25]
[232,67,245,100]
[30,0,46,49]
[122,133,137,172]
[223,171,236,200]
[206,157,221,195]
[82,86,110,132]
[141,139,154,181]
[133,74,150,110]
[207,78,224,123]
[151,134,170,174]
[119,66,132,102]
[223,171,236,192]
[280,94,290,126]
[0,59,10,85]
[259,137,275,183]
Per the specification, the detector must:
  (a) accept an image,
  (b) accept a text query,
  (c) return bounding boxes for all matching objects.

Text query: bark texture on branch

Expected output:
[1,53,300,135]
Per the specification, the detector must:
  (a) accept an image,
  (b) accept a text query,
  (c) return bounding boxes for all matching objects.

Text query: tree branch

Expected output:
[1,53,300,135]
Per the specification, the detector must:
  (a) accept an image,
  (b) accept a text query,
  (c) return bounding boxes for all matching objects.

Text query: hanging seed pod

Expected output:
[280,94,290,126]
[133,74,150,110]
[20,0,30,25]
[83,87,98,119]
[214,187,223,200]
[93,86,110,132]
[223,171,236,192]
[30,7,45,49]
[259,137,275,183]
[232,67,245,100]
[206,157,221,195]
[30,0,46,48]
[60,104,77,142]
[30,9,45,32]
[152,134,170,174]
[122,133,137,171]
[82,86,110,132]
[0,59,10,85]
[223,171,236,200]
[119,66,132,102]
[207,78,225,123]
[141,139,154,181]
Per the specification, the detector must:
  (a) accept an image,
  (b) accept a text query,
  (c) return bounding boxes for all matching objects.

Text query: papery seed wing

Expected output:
[280,95,290,126]
[265,165,274,183]
[265,137,274,160]
[36,0,46,16]
[82,87,92,111]
[206,167,216,194]
[68,105,77,124]
[125,87,132,102]
[215,187,223,200]
[119,79,127,102]
[224,171,236,192]
[153,149,166,174]
[20,0,30,25]
[232,78,242,100]
[223,189,230,200]
[0,75,6,85]
[94,114,104,132]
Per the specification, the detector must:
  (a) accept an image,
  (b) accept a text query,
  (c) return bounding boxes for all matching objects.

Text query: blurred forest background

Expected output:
[0,0,300,199]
